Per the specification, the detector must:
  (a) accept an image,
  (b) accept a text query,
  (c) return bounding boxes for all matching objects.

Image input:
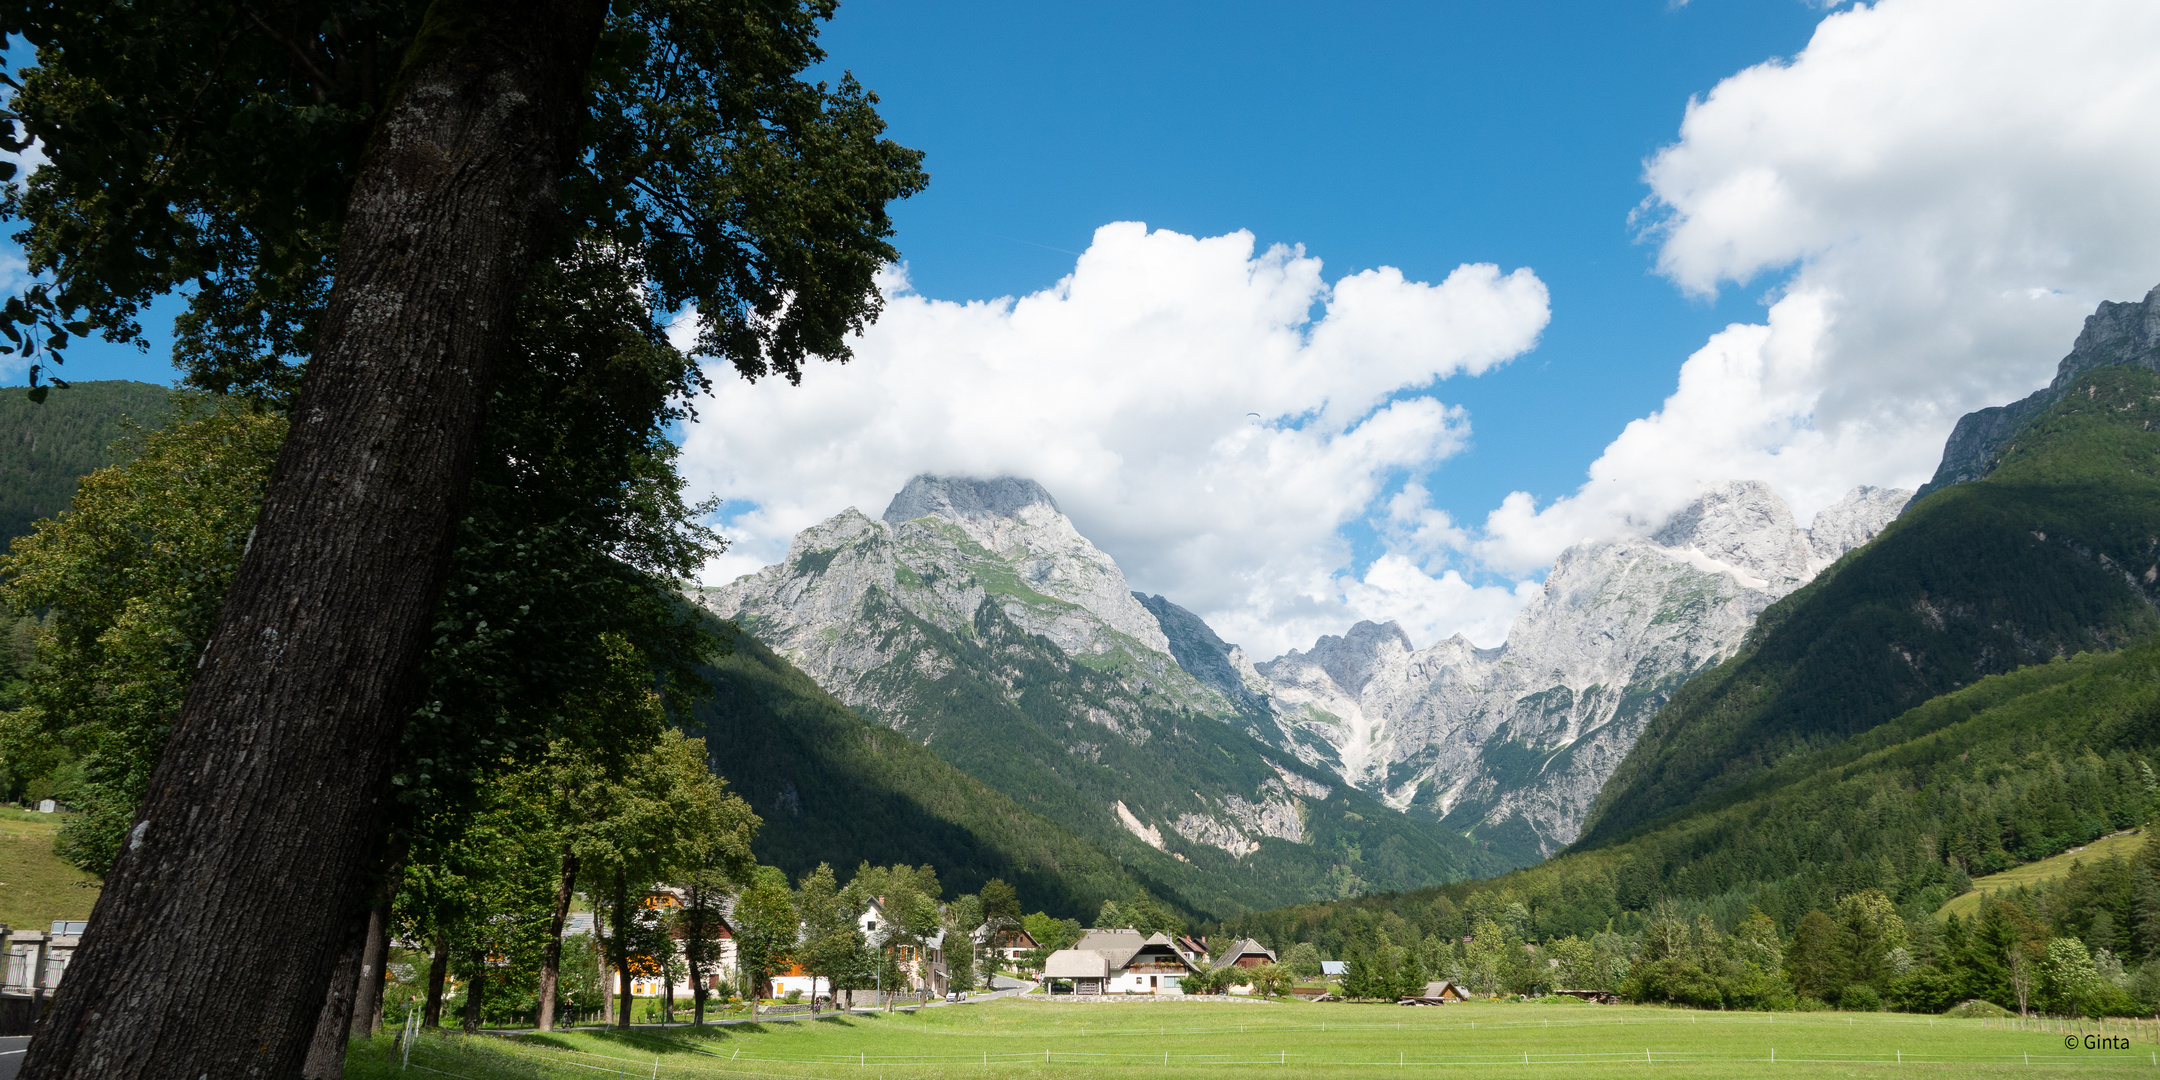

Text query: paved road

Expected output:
[0,1035,29,1080]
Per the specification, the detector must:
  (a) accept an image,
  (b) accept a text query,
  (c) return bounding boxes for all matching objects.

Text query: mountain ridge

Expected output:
[1915,282,2160,501]
[1578,362,2160,850]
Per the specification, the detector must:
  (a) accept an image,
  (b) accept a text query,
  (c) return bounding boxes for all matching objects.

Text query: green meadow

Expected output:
[0,808,98,932]
[1938,829,2148,921]
[346,998,2160,1079]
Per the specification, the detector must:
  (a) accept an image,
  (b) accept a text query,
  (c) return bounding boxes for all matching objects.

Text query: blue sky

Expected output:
[39,1,1819,527]
[27,1,2160,656]
[801,0,1825,527]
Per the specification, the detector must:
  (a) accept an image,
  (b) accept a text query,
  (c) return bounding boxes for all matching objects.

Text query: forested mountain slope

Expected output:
[1211,627,2160,954]
[0,381,171,544]
[691,633,1149,920]
[1578,364,2160,848]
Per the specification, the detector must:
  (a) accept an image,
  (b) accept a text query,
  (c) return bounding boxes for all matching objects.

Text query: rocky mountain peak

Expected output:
[2053,282,2160,390]
[1917,283,2160,499]
[1807,485,1912,563]
[1651,480,1812,587]
[1280,620,1414,698]
[882,474,1060,527]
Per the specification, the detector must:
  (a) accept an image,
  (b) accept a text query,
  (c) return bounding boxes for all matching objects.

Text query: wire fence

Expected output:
[389,1026,2160,1079]
[418,1037,2160,1074]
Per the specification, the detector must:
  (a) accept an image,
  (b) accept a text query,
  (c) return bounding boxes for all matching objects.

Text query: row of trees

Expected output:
[1213,835,2160,1018]
[408,858,1047,1028]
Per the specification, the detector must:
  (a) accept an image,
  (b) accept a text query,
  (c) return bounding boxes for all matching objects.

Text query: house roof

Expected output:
[1043,949,1110,979]
[1211,937,1277,971]
[1073,928,1147,970]
[1070,929,1196,973]
[1321,960,1348,976]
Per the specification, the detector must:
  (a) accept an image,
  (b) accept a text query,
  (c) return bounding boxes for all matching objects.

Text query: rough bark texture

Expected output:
[18,4,606,1076]
[353,896,392,1038]
[301,914,367,1079]
[597,922,614,1025]
[537,847,576,1031]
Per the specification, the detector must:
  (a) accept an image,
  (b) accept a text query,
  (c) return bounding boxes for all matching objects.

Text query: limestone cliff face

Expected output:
[703,472,1907,878]
[1252,482,1910,858]
[693,476,1490,905]
[708,475,1230,721]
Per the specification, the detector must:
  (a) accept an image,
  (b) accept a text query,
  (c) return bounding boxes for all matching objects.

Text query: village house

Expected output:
[1211,937,1276,970]
[1398,980,1473,1005]
[977,924,1039,963]
[859,897,950,999]
[605,888,738,999]
[0,922,83,1036]
[1041,929,1201,995]
[1209,937,1277,994]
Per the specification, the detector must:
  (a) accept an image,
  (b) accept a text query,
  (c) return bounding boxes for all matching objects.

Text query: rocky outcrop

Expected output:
[696,475,1497,906]
[1135,593,1272,713]
[1915,283,2160,500]
[703,471,1908,879]
[1250,481,1910,858]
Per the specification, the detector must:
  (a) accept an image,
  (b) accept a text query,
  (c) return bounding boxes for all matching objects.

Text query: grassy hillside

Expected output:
[691,634,1152,921]
[1580,364,2160,849]
[1937,828,2146,921]
[0,380,172,545]
[0,807,98,931]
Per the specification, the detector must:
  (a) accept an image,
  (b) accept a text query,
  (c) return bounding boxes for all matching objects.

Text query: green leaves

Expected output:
[3,0,924,397]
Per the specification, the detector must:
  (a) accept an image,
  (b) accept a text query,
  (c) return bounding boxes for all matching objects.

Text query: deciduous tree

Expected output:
[6,4,921,1075]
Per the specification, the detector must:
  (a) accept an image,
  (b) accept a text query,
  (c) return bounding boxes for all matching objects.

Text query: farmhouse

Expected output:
[979,925,1039,962]
[1052,929,1201,994]
[1211,937,1276,970]
[1398,980,1472,1005]
[1042,948,1111,994]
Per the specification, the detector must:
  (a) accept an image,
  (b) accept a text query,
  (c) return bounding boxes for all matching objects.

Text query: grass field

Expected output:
[0,808,99,932]
[344,997,2160,1078]
[1939,829,2148,921]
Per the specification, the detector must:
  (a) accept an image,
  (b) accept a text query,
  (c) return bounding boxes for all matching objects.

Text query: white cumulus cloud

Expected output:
[1479,0,2160,573]
[681,222,1550,658]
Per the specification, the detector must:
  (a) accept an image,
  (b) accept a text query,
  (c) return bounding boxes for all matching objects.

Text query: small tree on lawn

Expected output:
[732,866,799,1020]
[796,863,867,1015]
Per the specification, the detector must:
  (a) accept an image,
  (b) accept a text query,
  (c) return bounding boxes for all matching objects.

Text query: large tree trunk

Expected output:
[352,896,392,1039]
[683,884,707,1026]
[301,917,366,1080]
[423,934,451,1028]
[597,913,614,1026]
[460,949,487,1034]
[16,4,607,1078]
[536,848,577,1032]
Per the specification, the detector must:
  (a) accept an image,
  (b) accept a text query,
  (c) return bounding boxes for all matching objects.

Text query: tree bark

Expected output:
[460,949,487,1033]
[352,896,392,1039]
[423,934,451,1028]
[17,4,607,1078]
[597,911,614,1026]
[536,847,577,1032]
[301,916,366,1080]
[684,882,707,1026]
